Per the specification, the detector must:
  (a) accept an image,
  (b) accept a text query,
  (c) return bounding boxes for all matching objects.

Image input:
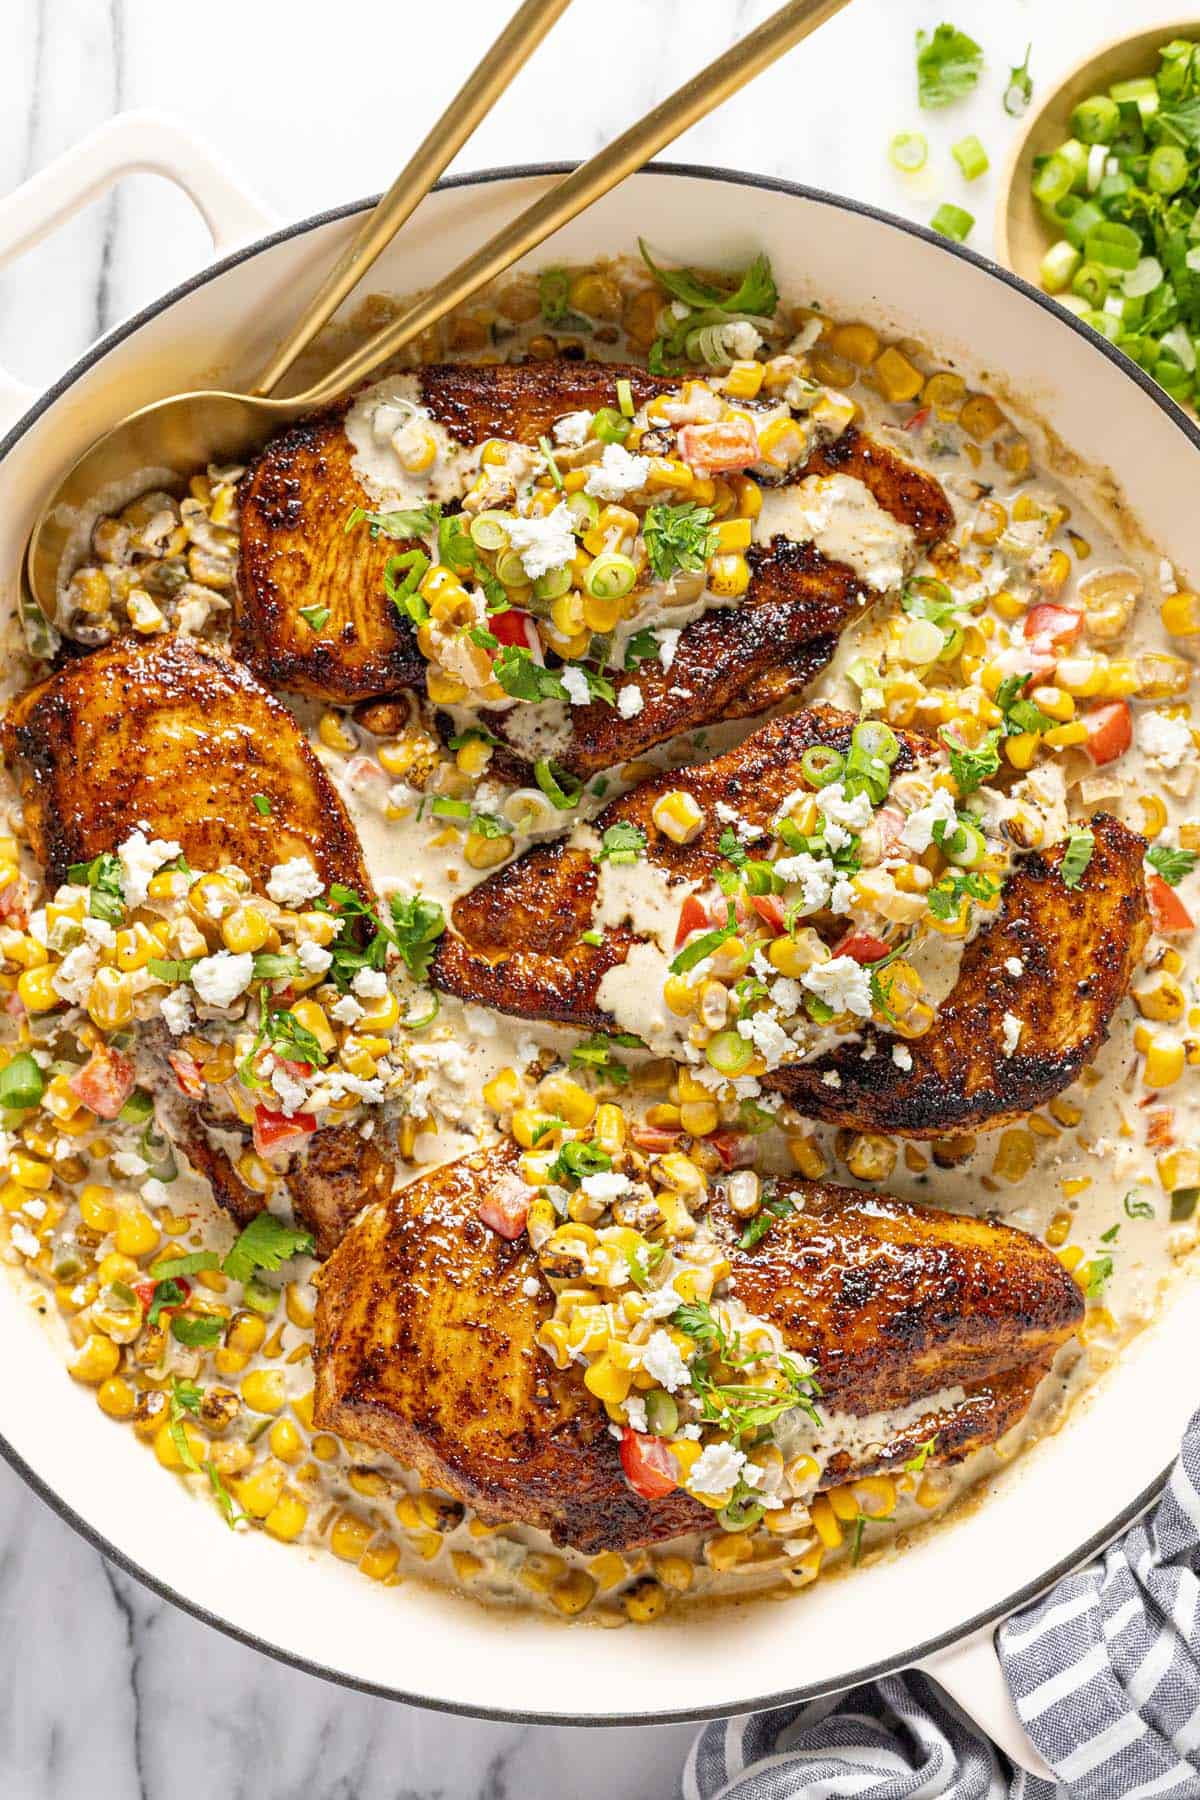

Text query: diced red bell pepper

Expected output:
[674,894,712,950]
[709,1130,757,1171]
[619,1428,679,1499]
[134,1275,190,1311]
[1082,699,1133,766]
[630,1123,683,1153]
[252,1104,317,1159]
[477,1173,530,1240]
[904,405,931,433]
[1148,873,1194,935]
[676,416,759,474]
[489,608,540,654]
[277,1058,314,1081]
[834,930,892,964]
[990,643,1058,683]
[749,894,787,935]
[167,1049,205,1100]
[69,1044,136,1119]
[1023,603,1083,651]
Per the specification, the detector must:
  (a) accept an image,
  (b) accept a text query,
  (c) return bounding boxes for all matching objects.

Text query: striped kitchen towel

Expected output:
[684,1406,1200,1799]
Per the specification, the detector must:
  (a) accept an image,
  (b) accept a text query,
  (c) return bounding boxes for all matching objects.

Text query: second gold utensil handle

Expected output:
[302,0,851,406]
[252,0,576,395]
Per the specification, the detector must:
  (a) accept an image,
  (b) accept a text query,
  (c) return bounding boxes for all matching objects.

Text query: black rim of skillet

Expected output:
[0,159,1187,1725]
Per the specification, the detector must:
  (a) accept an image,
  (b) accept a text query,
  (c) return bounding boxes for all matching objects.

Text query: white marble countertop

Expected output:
[0,1,1186,1795]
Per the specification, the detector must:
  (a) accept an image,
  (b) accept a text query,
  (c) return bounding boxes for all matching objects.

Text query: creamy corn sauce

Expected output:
[2,254,1199,1627]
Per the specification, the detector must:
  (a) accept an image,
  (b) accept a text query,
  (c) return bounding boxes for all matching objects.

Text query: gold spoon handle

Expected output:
[251,0,576,397]
[300,0,851,409]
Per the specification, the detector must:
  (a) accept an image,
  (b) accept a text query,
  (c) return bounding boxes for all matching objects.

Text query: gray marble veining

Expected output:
[0,2,1176,1794]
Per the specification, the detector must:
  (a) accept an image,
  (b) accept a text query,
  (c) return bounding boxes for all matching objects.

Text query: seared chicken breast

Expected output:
[313,1146,1083,1552]
[236,361,952,773]
[1,636,388,1254]
[432,706,1148,1134]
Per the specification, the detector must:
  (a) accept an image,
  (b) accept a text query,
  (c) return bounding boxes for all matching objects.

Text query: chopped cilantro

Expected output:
[66,851,125,926]
[262,1006,328,1069]
[205,1459,243,1529]
[623,628,662,670]
[222,1213,315,1285]
[252,794,272,816]
[996,672,1053,737]
[669,902,737,975]
[389,894,446,982]
[1085,1253,1113,1298]
[1147,845,1198,886]
[718,827,749,868]
[927,868,999,920]
[642,501,717,582]
[940,726,1001,795]
[594,821,647,866]
[1061,829,1095,890]
[569,1033,639,1086]
[1100,1223,1121,1244]
[147,1277,186,1327]
[345,502,442,539]
[737,1189,794,1250]
[904,1435,938,1474]
[916,23,983,108]
[298,604,331,632]
[548,1139,612,1186]
[170,1312,225,1347]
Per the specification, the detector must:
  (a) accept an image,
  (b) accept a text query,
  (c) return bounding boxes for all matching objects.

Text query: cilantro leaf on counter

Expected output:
[222,1214,315,1285]
[916,23,983,108]
[1147,844,1198,886]
[1061,829,1095,890]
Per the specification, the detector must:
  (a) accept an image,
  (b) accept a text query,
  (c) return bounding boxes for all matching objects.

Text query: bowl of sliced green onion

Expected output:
[999,21,1200,408]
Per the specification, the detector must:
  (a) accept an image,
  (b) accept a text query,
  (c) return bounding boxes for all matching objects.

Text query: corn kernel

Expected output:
[1143,1037,1185,1089]
[70,1334,121,1384]
[651,789,706,845]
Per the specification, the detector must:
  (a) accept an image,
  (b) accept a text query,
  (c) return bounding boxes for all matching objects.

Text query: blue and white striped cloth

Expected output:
[685,1408,1200,1799]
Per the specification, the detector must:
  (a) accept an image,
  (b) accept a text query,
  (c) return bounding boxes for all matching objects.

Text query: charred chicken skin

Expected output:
[1,636,389,1255]
[431,706,1148,1134]
[313,1144,1083,1552]
[236,361,952,772]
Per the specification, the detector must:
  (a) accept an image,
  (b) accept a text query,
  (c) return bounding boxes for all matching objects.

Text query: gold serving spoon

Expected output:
[26,0,850,630]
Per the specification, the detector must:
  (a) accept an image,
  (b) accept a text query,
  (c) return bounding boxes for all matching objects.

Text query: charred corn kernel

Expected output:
[537,1074,597,1129]
[226,1311,267,1357]
[549,1569,597,1616]
[96,1375,136,1419]
[1162,591,1200,637]
[992,1129,1035,1183]
[1143,1038,1185,1088]
[1004,731,1039,770]
[463,829,514,871]
[17,964,59,1012]
[1035,550,1071,597]
[360,1541,401,1582]
[845,1134,897,1183]
[809,1494,843,1548]
[593,1103,626,1156]
[328,1511,374,1563]
[424,668,469,705]
[787,1134,827,1179]
[651,789,706,845]
[959,394,1005,440]
[70,1333,121,1384]
[114,1208,159,1258]
[623,1577,666,1623]
[85,966,134,1031]
[1043,721,1089,749]
[655,1151,705,1197]
[482,1067,521,1113]
[8,1150,51,1192]
[40,1074,79,1124]
[707,552,751,598]
[869,346,920,403]
[219,905,270,955]
[703,1532,755,1573]
[1135,972,1186,1023]
[242,1368,286,1414]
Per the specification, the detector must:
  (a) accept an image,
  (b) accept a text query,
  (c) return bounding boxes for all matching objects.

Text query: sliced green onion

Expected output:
[1124,256,1163,299]
[1054,138,1089,187]
[939,817,987,868]
[538,436,564,490]
[242,1278,280,1317]
[592,407,631,444]
[1109,76,1156,105]
[469,510,511,551]
[1061,198,1104,251]
[533,758,584,811]
[565,491,600,532]
[705,1028,755,1077]
[494,547,529,588]
[431,796,471,822]
[1149,143,1188,196]
[402,991,440,1031]
[853,720,900,764]
[584,553,636,600]
[532,564,573,602]
[800,744,845,788]
[118,1087,156,1125]
[1084,222,1140,271]
[1161,324,1196,375]
[718,1494,764,1532]
[930,203,974,243]
[1071,261,1110,307]
[1071,95,1119,145]
[889,132,928,173]
[644,1390,678,1435]
[1040,239,1081,294]
[951,135,988,181]
[0,1051,45,1110]
[1082,308,1120,342]
[616,377,634,417]
[1032,154,1075,208]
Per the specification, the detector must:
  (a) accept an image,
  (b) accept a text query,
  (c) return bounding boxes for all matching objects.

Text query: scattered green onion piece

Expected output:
[431,797,471,822]
[951,135,988,181]
[0,1052,45,1110]
[538,436,564,489]
[616,377,635,417]
[852,720,900,765]
[592,407,631,444]
[718,1494,764,1532]
[939,817,987,869]
[242,1278,280,1318]
[1061,199,1105,251]
[644,1390,678,1435]
[1071,95,1120,144]
[469,510,510,551]
[534,758,584,811]
[1040,239,1081,294]
[1082,308,1120,342]
[931,203,974,243]
[800,745,845,789]
[889,132,928,173]
[494,547,529,588]
[565,491,601,532]
[584,553,636,600]
[118,1087,156,1125]
[705,1029,755,1077]
[402,992,440,1031]
[532,564,573,602]
[1054,138,1089,187]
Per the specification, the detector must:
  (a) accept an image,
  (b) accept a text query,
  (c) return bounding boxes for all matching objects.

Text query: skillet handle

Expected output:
[917,1624,1055,1780]
[0,109,274,431]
